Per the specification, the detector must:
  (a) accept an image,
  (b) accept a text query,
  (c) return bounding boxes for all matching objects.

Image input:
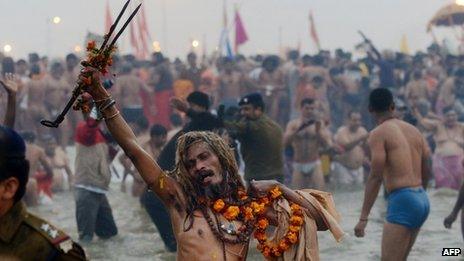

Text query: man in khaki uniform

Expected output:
[0,126,86,260]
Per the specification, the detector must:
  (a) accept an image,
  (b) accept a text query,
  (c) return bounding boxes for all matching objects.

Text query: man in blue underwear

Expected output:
[354,88,431,261]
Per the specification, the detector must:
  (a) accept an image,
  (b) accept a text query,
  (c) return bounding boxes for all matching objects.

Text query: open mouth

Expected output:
[198,170,214,185]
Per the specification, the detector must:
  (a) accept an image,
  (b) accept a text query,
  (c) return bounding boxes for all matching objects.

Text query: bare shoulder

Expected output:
[286,119,300,129]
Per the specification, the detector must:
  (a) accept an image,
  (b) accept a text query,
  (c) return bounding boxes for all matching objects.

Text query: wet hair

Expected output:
[369,88,394,113]
[66,53,78,62]
[187,52,197,60]
[135,116,149,131]
[28,53,40,64]
[0,127,30,202]
[312,55,324,66]
[150,124,167,137]
[51,62,63,72]
[302,55,312,65]
[170,113,183,127]
[287,50,300,61]
[152,52,164,64]
[187,91,210,110]
[16,59,27,66]
[2,57,15,75]
[171,131,244,230]
[29,64,41,76]
[262,55,280,71]
[300,98,315,107]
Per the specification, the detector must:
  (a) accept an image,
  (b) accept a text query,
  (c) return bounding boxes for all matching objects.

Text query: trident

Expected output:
[41,0,141,128]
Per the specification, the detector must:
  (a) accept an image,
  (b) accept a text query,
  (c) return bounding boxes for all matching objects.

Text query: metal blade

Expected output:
[100,0,132,51]
[108,3,142,48]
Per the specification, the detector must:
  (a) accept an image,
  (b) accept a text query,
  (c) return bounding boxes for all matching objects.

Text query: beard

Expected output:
[193,170,229,200]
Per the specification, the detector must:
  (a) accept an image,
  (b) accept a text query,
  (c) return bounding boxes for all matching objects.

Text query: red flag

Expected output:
[130,20,141,57]
[137,7,149,59]
[105,0,113,33]
[309,11,321,51]
[234,9,248,52]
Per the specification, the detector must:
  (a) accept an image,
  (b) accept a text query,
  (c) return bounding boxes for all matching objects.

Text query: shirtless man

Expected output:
[22,132,54,206]
[44,136,73,191]
[332,111,369,186]
[258,55,287,126]
[404,70,429,102]
[354,88,431,261]
[43,62,72,148]
[81,66,333,260]
[112,63,152,123]
[284,98,331,190]
[25,65,47,133]
[299,55,333,117]
[217,57,244,106]
[414,107,464,190]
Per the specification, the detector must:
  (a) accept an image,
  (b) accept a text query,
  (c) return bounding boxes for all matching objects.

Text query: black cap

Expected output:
[0,126,26,162]
[239,93,264,109]
[187,91,210,110]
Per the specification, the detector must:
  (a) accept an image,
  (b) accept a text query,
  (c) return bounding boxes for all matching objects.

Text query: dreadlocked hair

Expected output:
[169,131,245,231]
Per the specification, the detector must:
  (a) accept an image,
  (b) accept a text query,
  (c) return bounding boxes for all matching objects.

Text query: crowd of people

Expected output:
[0,39,464,260]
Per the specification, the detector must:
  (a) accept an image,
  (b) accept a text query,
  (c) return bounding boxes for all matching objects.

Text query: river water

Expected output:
[29,148,463,260]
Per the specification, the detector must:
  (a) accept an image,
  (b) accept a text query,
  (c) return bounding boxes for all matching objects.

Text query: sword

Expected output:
[41,0,142,128]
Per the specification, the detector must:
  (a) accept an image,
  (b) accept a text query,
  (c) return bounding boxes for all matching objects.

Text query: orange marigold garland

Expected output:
[211,186,305,258]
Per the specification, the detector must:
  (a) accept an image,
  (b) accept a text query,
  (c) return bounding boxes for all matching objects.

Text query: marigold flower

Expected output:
[223,206,240,220]
[286,232,298,244]
[290,203,301,212]
[269,186,282,199]
[262,246,271,257]
[250,202,265,215]
[259,197,270,205]
[256,218,269,230]
[289,225,300,233]
[243,207,254,221]
[278,240,290,251]
[86,41,96,51]
[213,199,225,212]
[272,246,282,256]
[290,216,304,226]
[254,231,267,242]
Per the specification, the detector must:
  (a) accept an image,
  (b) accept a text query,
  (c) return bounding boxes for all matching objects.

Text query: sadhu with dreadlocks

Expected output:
[80,66,344,260]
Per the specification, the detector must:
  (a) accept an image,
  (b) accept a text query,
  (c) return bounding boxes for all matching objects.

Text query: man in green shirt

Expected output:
[224,93,284,183]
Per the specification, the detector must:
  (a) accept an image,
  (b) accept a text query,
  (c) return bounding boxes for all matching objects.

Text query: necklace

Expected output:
[206,186,305,258]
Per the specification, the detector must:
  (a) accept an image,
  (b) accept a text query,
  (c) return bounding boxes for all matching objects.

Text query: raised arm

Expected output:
[82,68,178,203]
[354,130,385,237]
[283,121,298,147]
[0,73,19,128]
[412,107,439,132]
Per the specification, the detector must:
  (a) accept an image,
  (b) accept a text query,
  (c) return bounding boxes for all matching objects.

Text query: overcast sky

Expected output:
[0,0,456,60]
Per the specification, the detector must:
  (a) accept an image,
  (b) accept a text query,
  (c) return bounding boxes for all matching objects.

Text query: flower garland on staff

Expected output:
[211,186,305,258]
[73,41,116,113]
